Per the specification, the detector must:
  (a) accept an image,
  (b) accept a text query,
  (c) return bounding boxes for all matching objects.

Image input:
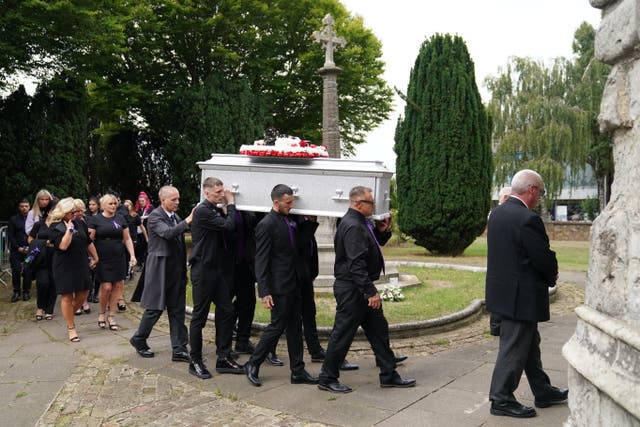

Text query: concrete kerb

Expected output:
[185,261,558,340]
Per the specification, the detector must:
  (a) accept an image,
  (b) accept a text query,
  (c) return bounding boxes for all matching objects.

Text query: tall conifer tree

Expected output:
[394,34,492,255]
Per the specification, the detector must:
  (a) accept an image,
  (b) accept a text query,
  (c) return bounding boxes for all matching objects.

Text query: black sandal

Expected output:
[117,299,127,312]
[98,312,107,329]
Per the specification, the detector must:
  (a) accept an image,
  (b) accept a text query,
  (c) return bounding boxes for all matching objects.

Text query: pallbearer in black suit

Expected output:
[130,186,192,362]
[486,170,568,418]
[229,210,260,355]
[244,184,318,387]
[318,186,415,393]
[188,177,243,379]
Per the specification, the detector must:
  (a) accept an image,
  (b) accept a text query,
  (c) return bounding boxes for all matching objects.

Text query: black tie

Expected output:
[171,215,178,225]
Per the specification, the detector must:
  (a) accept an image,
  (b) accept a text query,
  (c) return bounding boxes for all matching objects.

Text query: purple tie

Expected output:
[366,220,385,274]
[284,217,295,249]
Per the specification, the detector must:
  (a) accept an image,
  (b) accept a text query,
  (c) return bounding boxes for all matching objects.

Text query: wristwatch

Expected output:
[68,227,75,233]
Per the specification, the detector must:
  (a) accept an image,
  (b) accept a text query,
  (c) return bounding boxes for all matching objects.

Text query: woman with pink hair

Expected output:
[134,191,153,269]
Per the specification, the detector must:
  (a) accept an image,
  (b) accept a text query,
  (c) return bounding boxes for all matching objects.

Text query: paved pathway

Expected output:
[0,276,584,426]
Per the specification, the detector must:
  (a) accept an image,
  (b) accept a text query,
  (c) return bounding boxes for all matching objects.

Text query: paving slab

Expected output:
[0,278,582,426]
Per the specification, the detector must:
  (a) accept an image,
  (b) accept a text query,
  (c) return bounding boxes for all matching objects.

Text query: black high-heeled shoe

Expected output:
[117,300,127,312]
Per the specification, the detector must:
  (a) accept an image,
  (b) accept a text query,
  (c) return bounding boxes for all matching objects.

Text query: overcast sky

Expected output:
[341,0,602,171]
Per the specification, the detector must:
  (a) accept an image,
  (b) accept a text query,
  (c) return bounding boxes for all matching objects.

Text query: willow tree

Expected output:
[395,34,492,256]
[567,22,612,210]
[485,56,591,200]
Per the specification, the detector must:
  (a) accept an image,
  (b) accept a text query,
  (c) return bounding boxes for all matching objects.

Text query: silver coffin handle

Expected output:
[331,188,349,201]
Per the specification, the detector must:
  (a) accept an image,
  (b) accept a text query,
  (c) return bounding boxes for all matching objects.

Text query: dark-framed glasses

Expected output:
[358,199,375,205]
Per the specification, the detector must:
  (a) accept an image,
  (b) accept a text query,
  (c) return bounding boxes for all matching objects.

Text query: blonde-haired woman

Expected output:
[88,194,136,330]
[49,197,98,342]
[26,189,53,235]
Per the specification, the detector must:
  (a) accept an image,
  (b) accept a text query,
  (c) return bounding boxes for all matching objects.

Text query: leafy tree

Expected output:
[485,56,591,201]
[394,34,492,256]
[1,0,393,201]
[27,74,90,200]
[567,22,612,210]
[0,85,33,219]
[157,74,266,211]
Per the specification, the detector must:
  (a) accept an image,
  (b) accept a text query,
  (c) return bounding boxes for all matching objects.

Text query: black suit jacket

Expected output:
[8,213,28,251]
[334,208,391,298]
[485,196,558,322]
[140,207,189,310]
[291,214,319,283]
[254,210,315,297]
[189,199,236,273]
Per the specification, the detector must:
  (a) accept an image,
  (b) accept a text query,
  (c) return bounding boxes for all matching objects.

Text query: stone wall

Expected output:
[544,222,591,241]
[563,1,640,425]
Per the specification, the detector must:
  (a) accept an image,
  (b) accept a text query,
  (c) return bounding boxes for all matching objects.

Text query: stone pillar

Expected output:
[562,1,640,425]
[319,66,342,158]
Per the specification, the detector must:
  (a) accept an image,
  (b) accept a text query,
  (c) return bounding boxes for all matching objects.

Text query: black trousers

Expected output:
[231,259,256,345]
[269,279,322,355]
[10,250,30,293]
[132,305,188,353]
[300,278,323,354]
[249,291,305,373]
[189,264,235,361]
[489,317,553,403]
[35,272,56,314]
[319,285,396,384]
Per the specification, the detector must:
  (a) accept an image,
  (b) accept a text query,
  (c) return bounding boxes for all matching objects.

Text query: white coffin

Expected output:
[198,154,393,219]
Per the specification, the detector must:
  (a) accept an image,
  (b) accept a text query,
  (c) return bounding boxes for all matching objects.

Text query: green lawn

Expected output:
[185,236,589,326]
[188,267,486,327]
[383,236,589,272]
[251,267,486,326]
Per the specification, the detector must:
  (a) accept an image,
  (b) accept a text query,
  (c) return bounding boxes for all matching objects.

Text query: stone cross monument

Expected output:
[562,0,640,425]
[313,13,346,158]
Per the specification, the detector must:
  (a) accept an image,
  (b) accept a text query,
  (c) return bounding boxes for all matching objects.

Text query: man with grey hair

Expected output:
[485,169,568,418]
[130,186,193,361]
[317,186,415,393]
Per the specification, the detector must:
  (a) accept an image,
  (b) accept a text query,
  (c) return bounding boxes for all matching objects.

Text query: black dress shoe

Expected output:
[318,382,353,393]
[234,341,256,354]
[340,359,359,371]
[535,387,569,408]
[10,292,21,303]
[216,357,244,374]
[171,351,190,363]
[266,352,284,366]
[291,370,319,385]
[395,355,408,364]
[490,401,537,418]
[244,362,261,386]
[310,349,326,362]
[380,375,416,388]
[376,355,409,367]
[189,361,212,379]
[22,292,30,301]
[129,337,154,358]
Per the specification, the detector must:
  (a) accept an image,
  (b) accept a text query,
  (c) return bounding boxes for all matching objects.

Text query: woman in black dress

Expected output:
[88,194,136,331]
[49,198,99,342]
[86,196,101,303]
[28,210,57,321]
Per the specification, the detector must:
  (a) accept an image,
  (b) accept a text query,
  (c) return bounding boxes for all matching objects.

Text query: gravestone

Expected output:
[562,1,640,425]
